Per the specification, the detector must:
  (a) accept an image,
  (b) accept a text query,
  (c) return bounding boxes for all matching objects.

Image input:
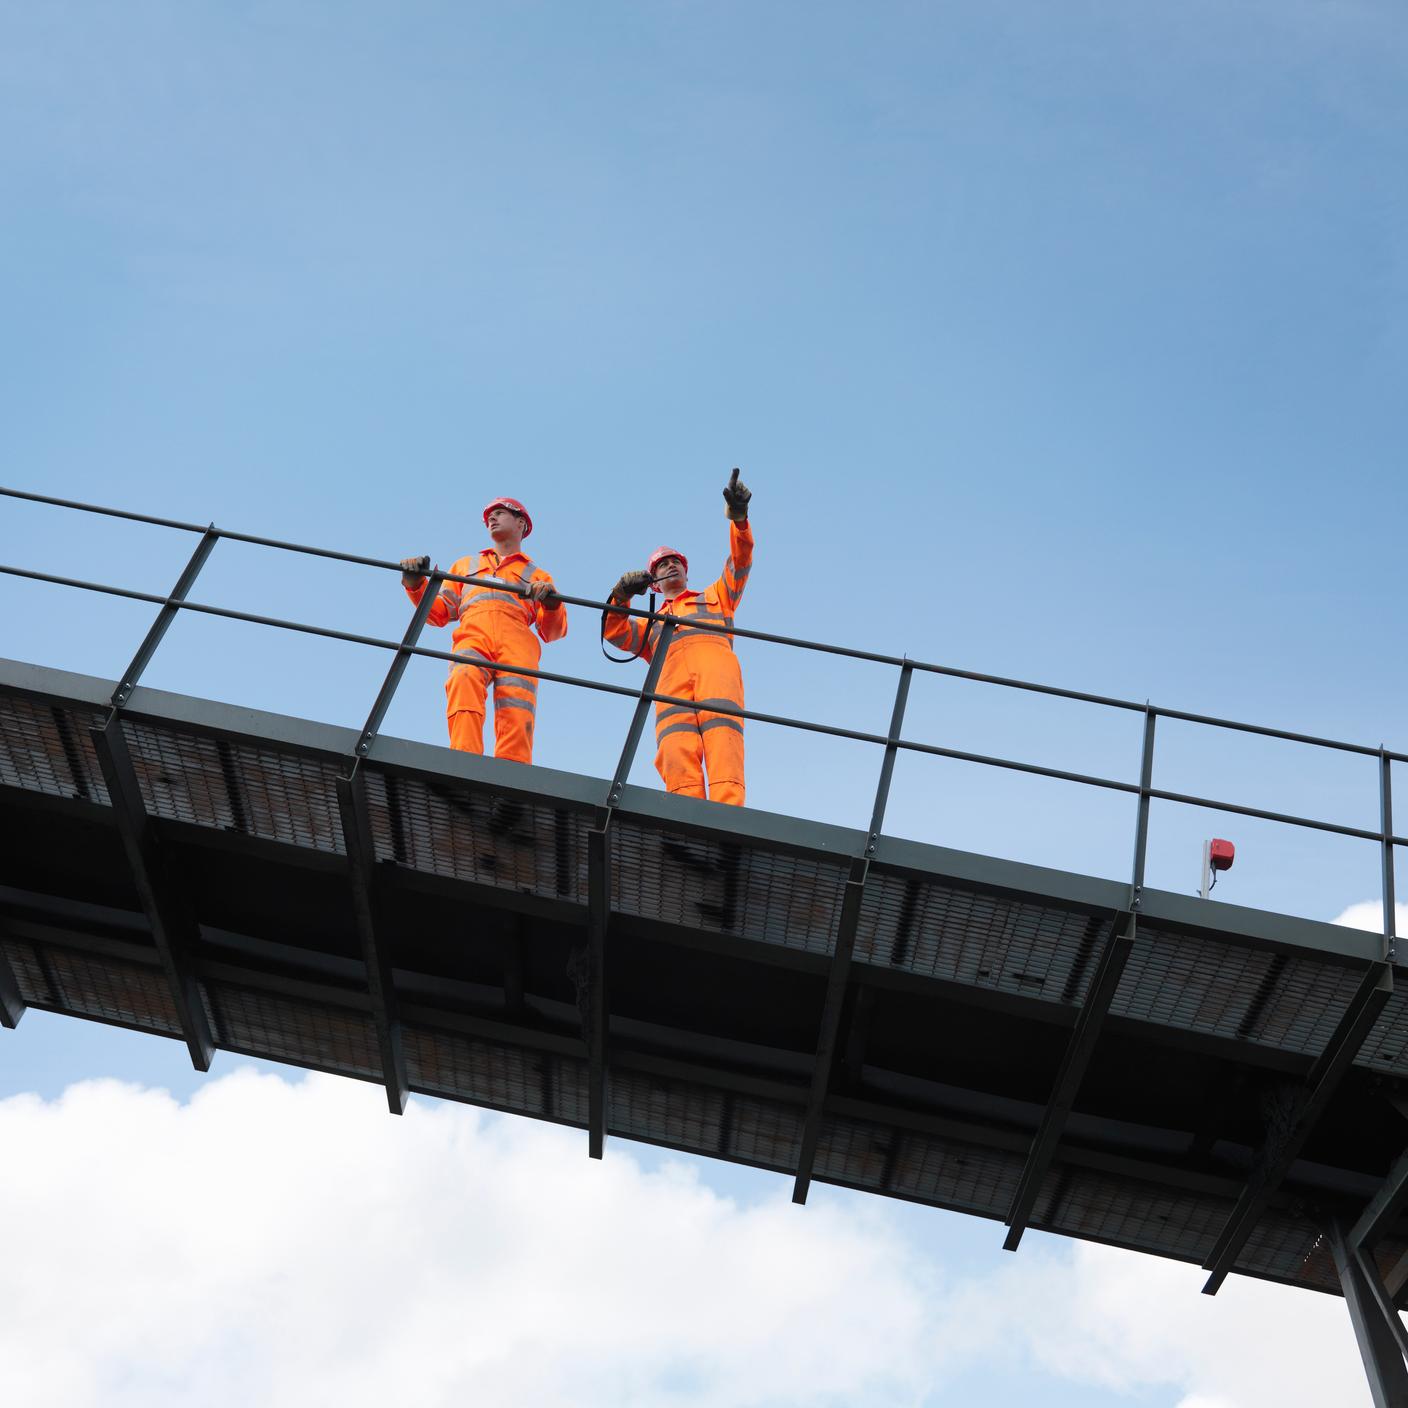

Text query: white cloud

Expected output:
[1331,899,1408,934]
[945,1240,1365,1408]
[0,1071,947,1408]
[0,1070,1377,1408]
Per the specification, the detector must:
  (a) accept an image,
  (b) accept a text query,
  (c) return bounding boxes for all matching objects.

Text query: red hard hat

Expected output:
[647,545,688,578]
[483,497,533,537]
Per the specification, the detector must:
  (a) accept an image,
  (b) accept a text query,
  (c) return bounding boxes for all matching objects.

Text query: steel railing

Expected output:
[1,484,1402,953]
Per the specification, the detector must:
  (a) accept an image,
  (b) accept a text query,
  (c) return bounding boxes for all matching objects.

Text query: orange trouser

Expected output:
[653,637,745,805]
[444,608,540,763]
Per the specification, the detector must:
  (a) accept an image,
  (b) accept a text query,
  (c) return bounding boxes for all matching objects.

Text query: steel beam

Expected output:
[793,663,912,1204]
[1202,960,1393,1294]
[90,717,214,1069]
[1352,1143,1408,1256]
[336,770,408,1114]
[1004,910,1134,1249]
[585,619,677,1161]
[1329,1218,1408,1408]
[0,943,24,1027]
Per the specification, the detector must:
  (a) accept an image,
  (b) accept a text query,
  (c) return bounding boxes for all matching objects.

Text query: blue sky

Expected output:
[2,3,1405,1404]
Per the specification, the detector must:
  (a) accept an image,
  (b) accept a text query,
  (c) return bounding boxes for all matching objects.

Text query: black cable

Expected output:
[601,590,658,664]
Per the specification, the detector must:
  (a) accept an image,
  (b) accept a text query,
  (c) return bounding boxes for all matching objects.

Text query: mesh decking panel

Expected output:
[855,871,1105,1005]
[123,720,345,854]
[1033,1166,1232,1263]
[404,1026,588,1125]
[1357,991,1408,1077]
[361,769,589,903]
[813,1112,1024,1217]
[0,693,109,803]
[1236,1213,1336,1291]
[608,1068,805,1171]
[610,818,848,957]
[203,983,381,1077]
[1111,924,1367,1058]
[1,937,180,1034]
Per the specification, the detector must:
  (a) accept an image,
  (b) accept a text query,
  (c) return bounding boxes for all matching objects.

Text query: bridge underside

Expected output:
[4,656,1407,1300]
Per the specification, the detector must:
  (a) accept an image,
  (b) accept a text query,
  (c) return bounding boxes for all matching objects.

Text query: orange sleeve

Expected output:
[714,519,753,615]
[531,567,568,643]
[604,598,651,660]
[403,556,472,627]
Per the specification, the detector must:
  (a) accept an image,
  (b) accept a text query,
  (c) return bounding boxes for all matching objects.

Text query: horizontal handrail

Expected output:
[4,484,1401,759]
[1,556,1400,848]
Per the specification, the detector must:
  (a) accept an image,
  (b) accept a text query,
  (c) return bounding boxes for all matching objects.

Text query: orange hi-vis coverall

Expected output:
[405,551,567,763]
[604,521,752,806]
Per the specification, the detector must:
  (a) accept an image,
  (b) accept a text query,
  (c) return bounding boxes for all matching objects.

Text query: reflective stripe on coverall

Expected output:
[604,520,752,805]
[405,550,567,762]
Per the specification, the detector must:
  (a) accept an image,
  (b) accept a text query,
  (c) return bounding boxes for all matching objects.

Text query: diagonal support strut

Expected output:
[91,716,215,1070]
[1004,909,1135,1250]
[1202,960,1393,1294]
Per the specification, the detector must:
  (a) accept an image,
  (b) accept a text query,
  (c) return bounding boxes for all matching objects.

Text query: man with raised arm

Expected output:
[399,496,566,763]
[603,469,752,806]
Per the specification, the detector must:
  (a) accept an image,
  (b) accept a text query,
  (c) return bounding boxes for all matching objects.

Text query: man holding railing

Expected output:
[400,496,566,763]
[603,470,752,806]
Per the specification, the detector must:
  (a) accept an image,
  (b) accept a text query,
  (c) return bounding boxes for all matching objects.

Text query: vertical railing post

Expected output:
[352,569,445,759]
[792,659,913,1204]
[1131,706,1157,906]
[1382,750,1397,964]
[112,526,220,708]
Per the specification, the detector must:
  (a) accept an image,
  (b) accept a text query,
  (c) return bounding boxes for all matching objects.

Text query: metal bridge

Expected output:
[4,486,1408,1403]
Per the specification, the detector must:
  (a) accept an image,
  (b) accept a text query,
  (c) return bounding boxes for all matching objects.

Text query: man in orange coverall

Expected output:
[603,469,752,805]
[399,497,566,762]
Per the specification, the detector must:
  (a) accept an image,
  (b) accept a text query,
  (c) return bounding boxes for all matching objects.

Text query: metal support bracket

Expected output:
[585,620,677,1160]
[336,768,408,1114]
[793,662,912,1204]
[1202,960,1393,1294]
[0,942,24,1028]
[91,716,215,1070]
[333,572,445,1114]
[1004,909,1135,1249]
[1329,1217,1408,1408]
[1352,1141,1408,1258]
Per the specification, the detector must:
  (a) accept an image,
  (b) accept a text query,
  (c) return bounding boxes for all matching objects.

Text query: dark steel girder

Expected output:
[0,943,23,1028]
[89,716,215,1070]
[1328,1218,1408,1408]
[335,769,409,1115]
[1352,1142,1408,1256]
[1202,961,1393,1295]
[1004,910,1135,1250]
[792,663,912,1205]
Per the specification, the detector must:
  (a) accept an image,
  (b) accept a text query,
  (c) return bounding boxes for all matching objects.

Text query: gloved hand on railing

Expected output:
[525,580,559,605]
[723,467,751,521]
[610,570,652,602]
[400,554,430,589]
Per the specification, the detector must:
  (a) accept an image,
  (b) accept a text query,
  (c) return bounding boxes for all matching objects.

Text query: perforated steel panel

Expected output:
[203,983,381,1077]
[1356,991,1408,1077]
[814,1112,1024,1217]
[608,1067,805,1171]
[1237,1213,1335,1289]
[361,769,589,903]
[404,1026,588,1125]
[1034,1166,1232,1262]
[611,818,848,957]
[1,937,180,1034]
[123,719,345,853]
[855,871,1105,1005]
[0,693,108,803]
[1112,924,1368,1059]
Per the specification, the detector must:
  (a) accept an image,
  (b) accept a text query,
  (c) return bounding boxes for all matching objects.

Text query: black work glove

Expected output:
[722,467,751,521]
[610,569,651,602]
[400,554,430,589]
